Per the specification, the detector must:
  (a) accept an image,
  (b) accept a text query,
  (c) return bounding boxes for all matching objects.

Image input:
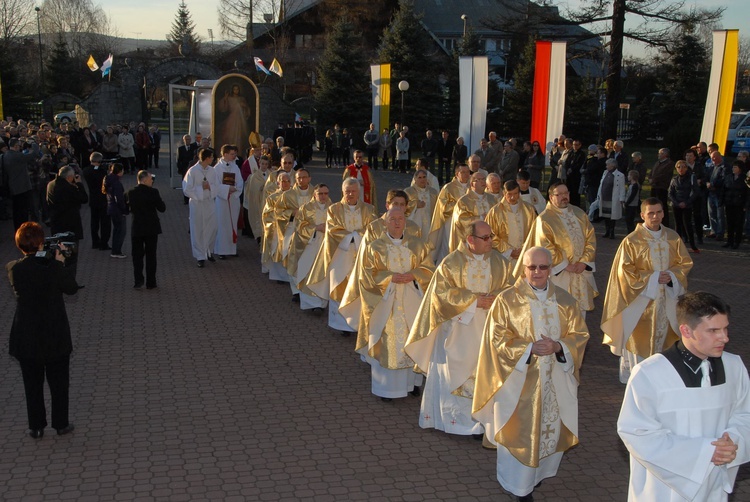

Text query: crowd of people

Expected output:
[4,111,750,500]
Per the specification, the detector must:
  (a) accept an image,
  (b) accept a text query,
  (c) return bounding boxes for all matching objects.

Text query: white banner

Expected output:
[458,56,489,156]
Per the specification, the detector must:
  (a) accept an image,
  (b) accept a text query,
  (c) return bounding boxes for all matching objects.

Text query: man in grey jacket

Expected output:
[2,138,39,230]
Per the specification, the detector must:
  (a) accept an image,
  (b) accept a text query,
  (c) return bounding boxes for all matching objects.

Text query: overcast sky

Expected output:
[106,0,747,57]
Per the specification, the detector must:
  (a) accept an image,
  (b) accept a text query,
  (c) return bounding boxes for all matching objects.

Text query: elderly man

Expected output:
[405,169,438,238]
[4,138,39,229]
[474,138,498,173]
[498,141,520,183]
[353,207,434,401]
[343,149,377,210]
[287,183,331,313]
[243,154,271,243]
[515,182,597,318]
[485,173,503,203]
[449,171,494,252]
[305,178,377,334]
[486,180,537,267]
[467,153,489,177]
[618,292,750,501]
[126,170,166,290]
[261,172,293,282]
[602,197,693,383]
[406,221,513,435]
[46,165,88,277]
[473,246,589,502]
[428,163,470,263]
[263,151,295,202]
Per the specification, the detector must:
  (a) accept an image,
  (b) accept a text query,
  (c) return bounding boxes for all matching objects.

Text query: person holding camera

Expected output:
[6,221,79,439]
[46,165,88,277]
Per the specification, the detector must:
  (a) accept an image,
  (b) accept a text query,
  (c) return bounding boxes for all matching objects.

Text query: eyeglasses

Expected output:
[525,265,550,271]
[471,233,494,241]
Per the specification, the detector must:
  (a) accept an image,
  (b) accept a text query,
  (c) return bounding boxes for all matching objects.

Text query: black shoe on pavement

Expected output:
[56,424,75,436]
[197,260,205,268]
[28,429,44,439]
[409,387,421,397]
[292,293,300,303]
[207,255,216,262]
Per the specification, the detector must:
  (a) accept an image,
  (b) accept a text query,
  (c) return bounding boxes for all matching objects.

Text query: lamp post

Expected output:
[34,7,43,94]
[461,14,468,37]
[398,80,409,129]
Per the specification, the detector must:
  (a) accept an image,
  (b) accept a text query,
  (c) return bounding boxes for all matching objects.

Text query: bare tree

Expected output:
[39,0,116,60]
[0,0,34,47]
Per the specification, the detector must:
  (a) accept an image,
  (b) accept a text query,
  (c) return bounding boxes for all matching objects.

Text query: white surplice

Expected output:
[213,160,244,256]
[183,162,219,260]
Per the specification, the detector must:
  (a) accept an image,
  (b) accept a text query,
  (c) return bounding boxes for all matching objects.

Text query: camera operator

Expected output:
[6,221,79,439]
[46,165,87,278]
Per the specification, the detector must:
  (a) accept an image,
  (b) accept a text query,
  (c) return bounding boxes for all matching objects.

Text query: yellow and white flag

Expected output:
[370,63,391,134]
[86,55,99,72]
[269,58,283,77]
[700,30,739,150]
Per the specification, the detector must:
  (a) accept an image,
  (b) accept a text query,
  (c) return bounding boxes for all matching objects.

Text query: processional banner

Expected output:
[371,64,391,134]
[531,41,566,157]
[700,30,739,150]
[458,56,489,155]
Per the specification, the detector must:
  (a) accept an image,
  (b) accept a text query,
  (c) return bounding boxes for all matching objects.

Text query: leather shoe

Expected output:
[341,330,355,337]
[291,293,300,303]
[207,255,216,262]
[28,429,44,439]
[197,260,205,268]
[409,387,422,397]
[517,493,534,502]
[146,285,157,290]
[56,424,75,436]
[380,397,393,402]
[133,282,144,289]
[312,307,324,316]
[217,254,226,260]
[472,433,484,441]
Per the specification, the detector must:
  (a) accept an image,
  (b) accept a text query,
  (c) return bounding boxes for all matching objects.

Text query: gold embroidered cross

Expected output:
[542,424,556,439]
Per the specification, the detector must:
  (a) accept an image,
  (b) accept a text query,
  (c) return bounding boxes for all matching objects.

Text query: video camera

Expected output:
[40,232,78,261]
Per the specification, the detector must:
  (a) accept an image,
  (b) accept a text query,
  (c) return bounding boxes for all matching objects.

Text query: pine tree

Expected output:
[46,34,81,96]
[167,1,201,57]
[314,18,371,133]
[377,1,445,135]
[503,36,536,137]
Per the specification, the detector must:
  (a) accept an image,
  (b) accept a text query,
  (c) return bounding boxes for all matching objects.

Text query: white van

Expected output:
[727,111,750,151]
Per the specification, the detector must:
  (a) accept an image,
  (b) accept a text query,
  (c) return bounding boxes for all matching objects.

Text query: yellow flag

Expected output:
[87,55,99,72]
[269,58,283,77]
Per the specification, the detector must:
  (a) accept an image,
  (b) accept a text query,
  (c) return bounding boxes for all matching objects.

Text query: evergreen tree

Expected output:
[167,1,201,57]
[377,0,445,135]
[314,18,371,132]
[442,25,485,131]
[565,76,598,143]
[503,36,535,138]
[46,34,81,96]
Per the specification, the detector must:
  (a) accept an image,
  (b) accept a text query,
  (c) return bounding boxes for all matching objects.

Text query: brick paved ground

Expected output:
[1,154,749,501]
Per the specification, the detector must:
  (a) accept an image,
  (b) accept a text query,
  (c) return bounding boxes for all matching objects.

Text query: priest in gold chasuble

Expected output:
[405,221,513,436]
[304,178,377,332]
[261,172,292,281]
[601,198,692,383]
[354,208,434,400]
[405,169,438,239]
[485,180,537,268]
[428,164,470,263]
[243,155,271,240]
[448,172,495,253]
[473,247,589,500]
[514,181,598,317]
[274,169,314,296]
[287,184,332,311]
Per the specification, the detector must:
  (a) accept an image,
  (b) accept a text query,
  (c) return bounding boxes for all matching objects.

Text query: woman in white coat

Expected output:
[597,158,626,239]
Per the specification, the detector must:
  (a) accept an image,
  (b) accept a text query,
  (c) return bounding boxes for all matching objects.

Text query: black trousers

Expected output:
[90,204,111,248]
[19,356,70,430]
[673,206,696,248]
[132,234,158,287]
[12,190,31,230]
[726,205,746,246]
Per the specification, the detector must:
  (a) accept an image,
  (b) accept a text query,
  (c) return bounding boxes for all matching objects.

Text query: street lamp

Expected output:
[398,80,409,129]
[35,7,43,94]
[461,14,468,37]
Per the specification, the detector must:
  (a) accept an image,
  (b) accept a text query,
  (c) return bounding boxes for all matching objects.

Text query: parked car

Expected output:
[727,111,750,152]
[54,111,76,123]
[731,126,750,154]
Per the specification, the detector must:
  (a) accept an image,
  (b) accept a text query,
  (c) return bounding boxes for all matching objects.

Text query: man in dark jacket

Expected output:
[2,138,39,230]
[82,152,110,250]
[126,170,166,289]
[47,165,88,276]
[649,148,675,228]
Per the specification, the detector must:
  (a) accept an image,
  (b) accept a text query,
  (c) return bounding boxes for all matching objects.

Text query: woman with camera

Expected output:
[6,221,79,439]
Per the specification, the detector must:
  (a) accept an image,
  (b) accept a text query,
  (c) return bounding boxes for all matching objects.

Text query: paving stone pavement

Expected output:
[1,154,749,501]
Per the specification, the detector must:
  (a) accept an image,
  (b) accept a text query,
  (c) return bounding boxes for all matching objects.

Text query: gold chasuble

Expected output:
[353,235,434,369]
[405,243,514,380]
[448,191,494,252]
[304,200,377,302]
[428,179,467,256]
[404,185,438,238]
[274,186,314,264]
[287,199,330,284]
[243,169,268,238]
[601,224,692,360]
[261,190,285,266]
[514,203,597,311]
[473,279,589,468]
[485,199,537,264]
[262,167,289,202]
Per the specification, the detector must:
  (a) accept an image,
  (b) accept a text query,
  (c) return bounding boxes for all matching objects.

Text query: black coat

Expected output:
[7,256,79,362]
[82,164,107,209]
[126,184,166,237]
[721,172,749,208]
[47,178,88,239]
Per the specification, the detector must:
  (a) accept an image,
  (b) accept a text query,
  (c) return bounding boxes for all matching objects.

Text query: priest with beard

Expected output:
[601,197,693,383]
[405,221,513,436]
[305,178,377,334]
[473,246,589,502]
[514,182,598,319]
[448,171,494,253]
[428,164,470,263]
[287,184,331,314]
[353,207,434,401]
